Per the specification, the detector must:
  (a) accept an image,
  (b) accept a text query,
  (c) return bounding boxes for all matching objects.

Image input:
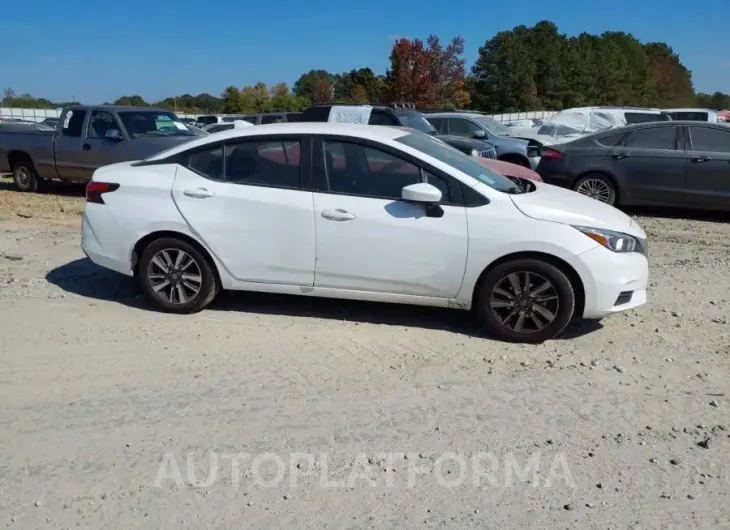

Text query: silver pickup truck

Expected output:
[0,105,203,191]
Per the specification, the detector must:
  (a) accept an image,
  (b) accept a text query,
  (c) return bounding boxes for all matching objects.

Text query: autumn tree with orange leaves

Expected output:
[385,35,470,109]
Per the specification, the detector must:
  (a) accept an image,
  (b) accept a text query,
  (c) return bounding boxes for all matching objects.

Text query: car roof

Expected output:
[144,122,411,161]
[424,112,487,118]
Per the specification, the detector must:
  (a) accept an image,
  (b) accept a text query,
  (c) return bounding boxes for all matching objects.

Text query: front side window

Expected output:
[622,127,677,150]
[670,112,708,121]
[118,111,195,137]
[473,115,511,135]
[448,118,480,137]
[323,140,420,199]
[62,109,87,137]
[87,110,121,138]
[395,131,518,193]
[689,126,730,152]
[197,116,218,126]
[426,117,447,134]
[207,124,234,134]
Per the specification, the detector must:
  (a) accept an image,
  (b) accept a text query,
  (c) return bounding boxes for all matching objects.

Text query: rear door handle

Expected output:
[82,144,91,151]
[321,209,356,221]
[183,187,215,199]
[612,153,630,160]
[690,156,713,163]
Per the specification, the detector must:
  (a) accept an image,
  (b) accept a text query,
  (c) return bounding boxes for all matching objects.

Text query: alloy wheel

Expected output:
[489,272,559,334]
[575,179,611,203]
[147,249,203,304]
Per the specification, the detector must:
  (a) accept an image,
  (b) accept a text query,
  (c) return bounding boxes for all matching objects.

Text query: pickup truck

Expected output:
[0,105,201,191]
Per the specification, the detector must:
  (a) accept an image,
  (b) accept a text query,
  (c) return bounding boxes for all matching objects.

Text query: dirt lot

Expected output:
[1,179,729,529]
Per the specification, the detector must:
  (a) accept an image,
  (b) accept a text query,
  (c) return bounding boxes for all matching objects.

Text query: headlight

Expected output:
[470,149,479,157]
[573,226,639,253]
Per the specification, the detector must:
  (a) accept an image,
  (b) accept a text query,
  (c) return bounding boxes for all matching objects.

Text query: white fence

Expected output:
[2,107,558,124]
[0,107,200,122]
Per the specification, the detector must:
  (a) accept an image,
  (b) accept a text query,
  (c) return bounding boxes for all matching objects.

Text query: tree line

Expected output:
[3,21,729,115]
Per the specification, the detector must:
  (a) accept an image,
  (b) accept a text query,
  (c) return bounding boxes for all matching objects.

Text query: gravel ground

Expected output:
[1,180,729,529]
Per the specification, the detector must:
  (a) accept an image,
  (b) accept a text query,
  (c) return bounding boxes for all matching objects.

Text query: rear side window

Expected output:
[286,113,302,122]
[596,131,626,147]
[368,111,396,126]
[62,109,87,137]
[688,126,730,152]
[189,147,223,179]
[224,140,301,188]
[622,127,677,150]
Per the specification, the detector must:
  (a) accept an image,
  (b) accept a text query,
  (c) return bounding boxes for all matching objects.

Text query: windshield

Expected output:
[473,115,511,135]
[395,131,521,193]
[396,110,438,135]
[118,111,196,137]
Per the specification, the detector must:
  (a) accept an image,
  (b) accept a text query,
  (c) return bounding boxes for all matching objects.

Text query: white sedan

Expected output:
[81,122,649,343]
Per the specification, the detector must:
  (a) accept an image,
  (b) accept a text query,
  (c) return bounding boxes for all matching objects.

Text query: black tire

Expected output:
[572,173,617,206]
[138,237,219,314]
[12,159,45,192]
[476,259,575,343]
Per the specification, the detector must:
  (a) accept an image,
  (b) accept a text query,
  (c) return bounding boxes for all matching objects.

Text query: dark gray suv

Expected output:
[424,112,541,168]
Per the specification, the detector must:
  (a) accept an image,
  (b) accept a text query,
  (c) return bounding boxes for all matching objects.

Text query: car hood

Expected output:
[437,134,487,149]
[494,134,529,148]
[510,182,643,236]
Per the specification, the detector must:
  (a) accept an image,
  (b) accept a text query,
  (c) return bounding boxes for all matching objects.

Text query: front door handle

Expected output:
[183,187,215,199]
[690,156,713,163]
[82,144,91,151]
[321,209,356,221]
[612,153,630,160]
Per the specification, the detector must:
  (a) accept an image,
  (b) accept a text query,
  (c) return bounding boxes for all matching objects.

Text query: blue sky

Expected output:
[1,0,728,104]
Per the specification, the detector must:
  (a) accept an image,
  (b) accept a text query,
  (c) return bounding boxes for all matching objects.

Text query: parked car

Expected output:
[0,105,199,191]
[536,121,730,210]
[241,112,303,125]
[202,120,254,134]
[422,111,541,168]
[662,108,720,123]
[301,104,498,159]
[81,122,648,343]
[508,107,671,147]
[473,157,543,182]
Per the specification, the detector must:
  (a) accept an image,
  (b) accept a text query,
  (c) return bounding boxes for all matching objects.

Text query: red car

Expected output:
[472,157,543,182]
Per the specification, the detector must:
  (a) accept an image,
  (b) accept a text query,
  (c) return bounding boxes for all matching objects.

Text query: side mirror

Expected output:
[473,129,486,139]
[402,182,442,204]
[105,128,123,141]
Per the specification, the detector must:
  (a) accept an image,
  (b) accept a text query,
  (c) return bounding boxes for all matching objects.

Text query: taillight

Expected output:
[540,148,564,160]
[85,182,119,204]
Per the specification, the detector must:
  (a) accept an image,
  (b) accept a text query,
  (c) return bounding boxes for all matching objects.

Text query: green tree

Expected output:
[471,29,541,112]
[221,86,243,113]
[293,70,334,99]
[113,95,148,106]
[644,43,695,107]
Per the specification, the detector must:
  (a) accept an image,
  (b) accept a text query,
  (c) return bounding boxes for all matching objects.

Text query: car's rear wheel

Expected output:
[12,160,45,192]
[572,174,617,205]
[476,259,575,343]
[138,237,219,314]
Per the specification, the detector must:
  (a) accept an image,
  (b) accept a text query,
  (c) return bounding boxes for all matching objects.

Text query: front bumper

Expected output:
[576,245,649,319]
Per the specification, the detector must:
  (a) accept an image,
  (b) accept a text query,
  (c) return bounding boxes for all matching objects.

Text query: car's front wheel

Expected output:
[476,259,575,343]
[138,237,219,313]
